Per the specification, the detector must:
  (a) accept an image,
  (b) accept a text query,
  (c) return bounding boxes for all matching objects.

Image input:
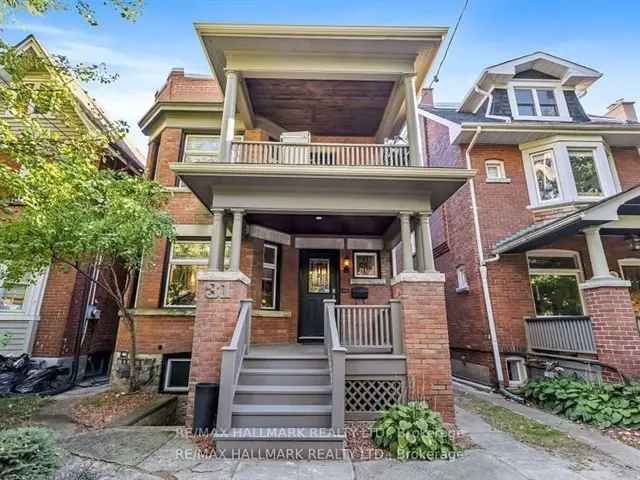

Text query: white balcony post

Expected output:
[208,208,226,271]
[416,212,436,273]
[230,209,245,272]
[218,70,239,162]
[402,73,424,167]
[583,227,613,280]
[399,212,415,273]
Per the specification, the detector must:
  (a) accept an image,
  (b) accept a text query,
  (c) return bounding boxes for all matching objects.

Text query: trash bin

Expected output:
[192,383,219,434]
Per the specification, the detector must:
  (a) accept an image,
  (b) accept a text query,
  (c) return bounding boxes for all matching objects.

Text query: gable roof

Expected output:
[459,51,602,114]
[9,35,144,173]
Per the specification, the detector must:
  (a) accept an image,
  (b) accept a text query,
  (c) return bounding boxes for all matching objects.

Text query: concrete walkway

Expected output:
[50,388,640,480]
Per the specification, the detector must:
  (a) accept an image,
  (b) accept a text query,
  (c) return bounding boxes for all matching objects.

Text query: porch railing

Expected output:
[216,299,253,431]
[324,299,346,432]
[335,301,404,354]
[230,140,412,167]
[524,315,597,355]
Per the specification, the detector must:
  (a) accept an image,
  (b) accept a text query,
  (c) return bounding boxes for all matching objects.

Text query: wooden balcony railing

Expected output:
[229,140,412,167]
[335,303,403,354]
[524,316,597,354]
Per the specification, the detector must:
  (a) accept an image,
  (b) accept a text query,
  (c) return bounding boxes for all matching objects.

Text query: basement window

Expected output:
[506,357,528,387]
[162,354,191,393]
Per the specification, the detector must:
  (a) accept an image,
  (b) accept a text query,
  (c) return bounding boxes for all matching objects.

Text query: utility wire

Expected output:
[428,0,471,88]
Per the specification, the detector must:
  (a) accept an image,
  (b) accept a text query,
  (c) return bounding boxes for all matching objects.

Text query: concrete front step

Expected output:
[238,368,331,386]
[243,355,328,369]
[235,385,332,405]
[214,427,345,459]
[231,404,332,428]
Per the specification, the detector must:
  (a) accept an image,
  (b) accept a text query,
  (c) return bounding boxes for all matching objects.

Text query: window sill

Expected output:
[127,308,195,317]
[253,309,292,318]
[165,186,191,193]
[512,115,572,122]
[486,178,511,184]
[526,198,599,211]
[350,278,386,286]
[455,286,470,294]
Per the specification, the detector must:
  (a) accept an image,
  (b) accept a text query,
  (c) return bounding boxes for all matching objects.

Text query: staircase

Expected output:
[214,345,345,458]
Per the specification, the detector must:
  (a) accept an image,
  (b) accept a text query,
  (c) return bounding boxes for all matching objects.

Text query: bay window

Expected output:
[531,151,560,202]
[568,149,603,197]
[527,252,584,317]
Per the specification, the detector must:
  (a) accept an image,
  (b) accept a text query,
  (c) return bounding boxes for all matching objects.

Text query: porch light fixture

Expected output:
[626,234,640,251]
[315,216,323,220]
[343,257,351,273]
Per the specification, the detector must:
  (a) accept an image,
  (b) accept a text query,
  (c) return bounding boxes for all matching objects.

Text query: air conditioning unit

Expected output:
[280,131,311,144]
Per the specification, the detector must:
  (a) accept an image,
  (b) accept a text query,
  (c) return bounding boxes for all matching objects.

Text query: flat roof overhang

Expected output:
[452,123,640,148]
[170,163,474,215]
[493,186,640,254]
[195,23,448,139]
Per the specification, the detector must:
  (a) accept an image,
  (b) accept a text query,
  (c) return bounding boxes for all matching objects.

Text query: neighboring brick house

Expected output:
[421,52,640,387]
[120,24,477,453]
[0,35,144,383]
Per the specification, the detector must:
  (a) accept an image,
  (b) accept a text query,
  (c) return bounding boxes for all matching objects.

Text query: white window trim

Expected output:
[163,240,209,308]
[521,137,618,209]
[353,251,379,279]
[505,356,528,387]
[526,250,586,317]
[163,357,190,392]
[261,243,278,310]
[455,265,469,293]
[619,258,640,278]
[507,81,572,122]
[485,159,510,183]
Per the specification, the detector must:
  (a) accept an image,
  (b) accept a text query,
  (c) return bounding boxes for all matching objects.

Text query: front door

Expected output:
[298,249,339,341]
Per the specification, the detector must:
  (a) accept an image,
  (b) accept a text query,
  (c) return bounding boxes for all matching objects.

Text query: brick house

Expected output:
[121,23,475,453]
[0,35,144,383]
[421,52,640,388]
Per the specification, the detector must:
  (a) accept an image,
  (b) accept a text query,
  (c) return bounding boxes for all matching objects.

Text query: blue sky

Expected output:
[2,0,639,155]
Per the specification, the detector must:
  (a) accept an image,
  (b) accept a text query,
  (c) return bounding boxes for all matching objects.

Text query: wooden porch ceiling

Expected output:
[245,78,395,136]
[246,213,396,236]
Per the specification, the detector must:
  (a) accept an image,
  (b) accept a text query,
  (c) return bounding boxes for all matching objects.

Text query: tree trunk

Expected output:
[121,308,140,392]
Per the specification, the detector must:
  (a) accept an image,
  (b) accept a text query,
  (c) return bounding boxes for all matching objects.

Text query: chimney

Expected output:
[605,99,638,122]
[419,88,434,108]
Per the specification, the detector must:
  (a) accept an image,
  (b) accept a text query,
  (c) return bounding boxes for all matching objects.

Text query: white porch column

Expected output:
[399,212,415,273]
[208,208,226,271]
[229,209,245,272]
[583,227,613,280]
[218,70,239,162]
[416,212,435,273]
[402,73,424,167]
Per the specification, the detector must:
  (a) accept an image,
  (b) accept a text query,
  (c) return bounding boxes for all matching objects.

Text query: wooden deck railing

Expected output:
[230,140,412,167]
[323,299,346,432]
[524,316,597,354]
[335,302,404,354]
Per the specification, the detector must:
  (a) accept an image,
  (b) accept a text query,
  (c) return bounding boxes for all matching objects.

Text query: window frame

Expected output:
[455,265,469,293]
[530,149,562,204]
[260,243,279,310]
[522,137,619,208]
[505,356,528,387]
[161,354,191,393]
[567,148,604,199]
[484,159,509,183]
[353,251,381,279]
[163,240,210,308]
[506,82,572,121]
[526,250,586,318]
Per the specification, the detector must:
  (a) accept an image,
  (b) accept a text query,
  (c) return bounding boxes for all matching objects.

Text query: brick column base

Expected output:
[186,272,250,427]
[582,281,640,381]
[391,272,455,423]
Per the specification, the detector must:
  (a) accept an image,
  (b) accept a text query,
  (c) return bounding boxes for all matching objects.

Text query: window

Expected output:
[353,251,379,279]
[162,355,191,392]
[456,265,469,293]
[513,87,560,118]
[261,243,278,310]
[182,134,220,164]
[506,357,528,386]
[308,258,331,293]
[527,252,584,317]
[568,149,603,197]
[485,160,507,182]
[531,151,560,202]
[164,241,212,307]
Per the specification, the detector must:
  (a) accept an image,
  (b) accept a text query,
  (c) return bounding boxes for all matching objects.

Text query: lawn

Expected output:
[0,395,52,430]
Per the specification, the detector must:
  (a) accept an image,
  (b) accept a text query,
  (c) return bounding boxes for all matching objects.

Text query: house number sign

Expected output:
[205,282,230,299]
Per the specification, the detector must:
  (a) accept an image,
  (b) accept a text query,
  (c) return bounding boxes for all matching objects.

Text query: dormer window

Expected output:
[515,89,536,116]
[507,83,571,121]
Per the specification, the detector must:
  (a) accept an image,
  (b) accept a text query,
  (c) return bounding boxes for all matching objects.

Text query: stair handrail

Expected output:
[323,299,346,432]
[216,298,253,432]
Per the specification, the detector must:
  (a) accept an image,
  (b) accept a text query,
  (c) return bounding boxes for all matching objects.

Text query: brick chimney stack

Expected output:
[605,99,638,122]
[419,88,434,109]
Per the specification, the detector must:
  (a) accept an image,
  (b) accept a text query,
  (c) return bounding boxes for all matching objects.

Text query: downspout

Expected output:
[465,126,508,391]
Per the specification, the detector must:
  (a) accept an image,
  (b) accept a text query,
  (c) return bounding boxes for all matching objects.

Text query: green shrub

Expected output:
[371,401,458,461]
[0,427,62,480]
[524,376,640,429]
[0,395,52,430]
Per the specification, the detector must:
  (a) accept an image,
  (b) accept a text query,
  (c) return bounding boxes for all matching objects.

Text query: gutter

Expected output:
[465,126,505,387]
